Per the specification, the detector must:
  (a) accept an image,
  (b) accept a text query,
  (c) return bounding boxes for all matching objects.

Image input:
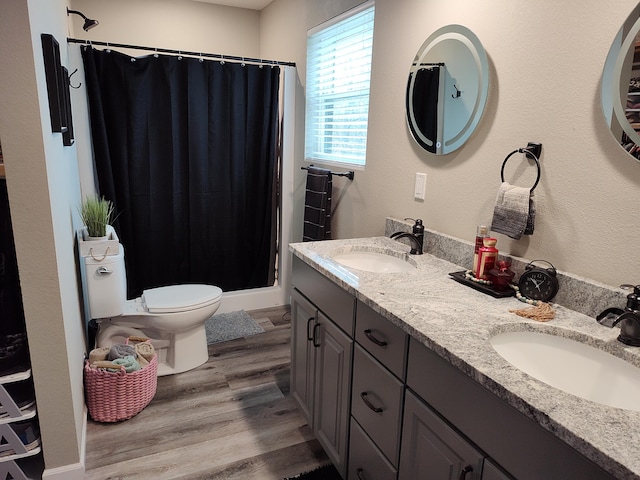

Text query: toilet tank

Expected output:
[82,246,127,319]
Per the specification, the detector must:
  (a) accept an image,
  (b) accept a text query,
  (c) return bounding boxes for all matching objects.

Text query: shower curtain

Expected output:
[81,47,280,297]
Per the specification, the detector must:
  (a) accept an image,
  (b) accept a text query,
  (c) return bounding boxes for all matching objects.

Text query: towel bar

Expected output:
[302,166,354,181]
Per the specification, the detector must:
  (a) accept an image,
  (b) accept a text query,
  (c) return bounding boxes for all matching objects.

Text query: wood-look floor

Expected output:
[84,306,330,480]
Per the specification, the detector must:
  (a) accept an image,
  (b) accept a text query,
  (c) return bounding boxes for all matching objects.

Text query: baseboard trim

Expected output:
[42,462,84,480]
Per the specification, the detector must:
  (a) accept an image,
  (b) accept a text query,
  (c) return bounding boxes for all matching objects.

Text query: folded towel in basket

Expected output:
[91,355,141,373]
[134,342,156,366]
[112,355,141,373]
[107,344,136,361]
[88,347,110,364]
[490,182,535,240]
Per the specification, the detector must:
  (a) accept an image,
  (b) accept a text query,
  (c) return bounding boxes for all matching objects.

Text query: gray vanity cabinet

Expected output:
[290,254,619,480]
[399,390,484,480]
[291,257,355,478]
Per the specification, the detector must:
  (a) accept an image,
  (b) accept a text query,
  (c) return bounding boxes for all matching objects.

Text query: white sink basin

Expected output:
[331,251,416,273]
[490,330,640,411]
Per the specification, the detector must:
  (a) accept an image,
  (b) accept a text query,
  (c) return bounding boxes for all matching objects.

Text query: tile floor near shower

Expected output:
[84,306,329,479]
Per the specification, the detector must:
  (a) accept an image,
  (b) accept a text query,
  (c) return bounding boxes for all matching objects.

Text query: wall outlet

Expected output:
[414,172,427,200]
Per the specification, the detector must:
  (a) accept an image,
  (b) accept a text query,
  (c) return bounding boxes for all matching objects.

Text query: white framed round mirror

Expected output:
[601,4,640,161]
[406,24,489,155]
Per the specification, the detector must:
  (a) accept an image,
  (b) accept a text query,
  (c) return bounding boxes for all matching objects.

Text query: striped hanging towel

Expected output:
[303,166,332,242]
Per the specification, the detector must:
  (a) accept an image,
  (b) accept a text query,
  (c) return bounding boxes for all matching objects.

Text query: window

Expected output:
[305,1,375,167]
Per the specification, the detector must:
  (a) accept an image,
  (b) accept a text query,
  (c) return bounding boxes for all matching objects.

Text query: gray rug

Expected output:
[205,310,264,344]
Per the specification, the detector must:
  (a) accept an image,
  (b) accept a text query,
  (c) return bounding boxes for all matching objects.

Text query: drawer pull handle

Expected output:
[312,323,321,348]
[355,468,368,480]
[458,465,473,480]
[306,317,314,342]
[364,329,388,347]
[360,391,383,413]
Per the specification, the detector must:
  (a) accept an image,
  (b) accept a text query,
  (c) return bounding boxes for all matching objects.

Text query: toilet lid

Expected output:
[142,284,223,314]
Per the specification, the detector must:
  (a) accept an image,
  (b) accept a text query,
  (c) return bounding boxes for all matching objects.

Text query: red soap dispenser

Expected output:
[477,238,498,280]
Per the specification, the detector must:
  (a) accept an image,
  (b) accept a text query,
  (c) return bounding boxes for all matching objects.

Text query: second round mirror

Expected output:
[406,25,489,155]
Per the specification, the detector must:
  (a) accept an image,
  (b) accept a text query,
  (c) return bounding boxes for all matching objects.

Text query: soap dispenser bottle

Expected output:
[477,237,498,280]
[472,225,489,277]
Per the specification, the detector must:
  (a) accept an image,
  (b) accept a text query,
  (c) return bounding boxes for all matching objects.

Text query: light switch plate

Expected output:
[414,173,427,200]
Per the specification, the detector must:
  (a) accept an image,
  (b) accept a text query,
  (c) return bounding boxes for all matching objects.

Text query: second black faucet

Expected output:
[390,219,424,255]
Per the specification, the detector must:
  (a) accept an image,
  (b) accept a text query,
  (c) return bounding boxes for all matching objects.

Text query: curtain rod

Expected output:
[67,38,296,67]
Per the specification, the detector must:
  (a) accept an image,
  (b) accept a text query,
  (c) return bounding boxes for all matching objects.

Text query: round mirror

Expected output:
[406,24,489,155]
[601,4,640,161]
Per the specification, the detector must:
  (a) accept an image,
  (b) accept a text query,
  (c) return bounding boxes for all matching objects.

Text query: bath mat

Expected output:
[205,310,264,344]
[284,464,341,480]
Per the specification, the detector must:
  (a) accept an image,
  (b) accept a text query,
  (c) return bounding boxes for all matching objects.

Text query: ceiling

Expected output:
[191,0,274,10]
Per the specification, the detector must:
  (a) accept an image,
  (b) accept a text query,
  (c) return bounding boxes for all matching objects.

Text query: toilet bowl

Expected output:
[83,246,222,376]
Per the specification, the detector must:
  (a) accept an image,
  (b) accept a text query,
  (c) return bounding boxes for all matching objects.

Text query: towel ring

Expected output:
[500,148,541,193]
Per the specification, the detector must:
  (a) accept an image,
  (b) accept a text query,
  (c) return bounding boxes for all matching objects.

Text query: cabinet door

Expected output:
[399,391,483,480]
[314,311,353,478]
[483,460,514,480]
[291,289,317,425]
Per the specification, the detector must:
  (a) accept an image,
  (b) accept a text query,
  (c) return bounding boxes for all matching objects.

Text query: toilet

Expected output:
[83,245,222,376]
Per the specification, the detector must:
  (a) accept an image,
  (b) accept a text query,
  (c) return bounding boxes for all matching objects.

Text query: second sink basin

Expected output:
[331,250,416,273]
[490,330,640,411]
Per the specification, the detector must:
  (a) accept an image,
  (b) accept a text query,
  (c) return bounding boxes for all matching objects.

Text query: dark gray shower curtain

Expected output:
[81,47,280,296]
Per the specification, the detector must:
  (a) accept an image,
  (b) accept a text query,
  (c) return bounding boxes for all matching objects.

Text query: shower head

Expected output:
[67,8,99,31]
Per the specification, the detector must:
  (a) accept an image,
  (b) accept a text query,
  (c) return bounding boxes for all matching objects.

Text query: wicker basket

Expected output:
[84,350,158,423]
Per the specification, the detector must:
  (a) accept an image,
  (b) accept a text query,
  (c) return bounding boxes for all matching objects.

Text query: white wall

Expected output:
[262,0,640,288]
[0,0,86,475]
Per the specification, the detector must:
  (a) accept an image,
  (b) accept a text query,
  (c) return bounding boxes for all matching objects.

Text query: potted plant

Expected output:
[80,195,115,240]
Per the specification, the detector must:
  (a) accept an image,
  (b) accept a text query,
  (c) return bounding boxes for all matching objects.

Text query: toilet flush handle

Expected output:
[97,266,112,275]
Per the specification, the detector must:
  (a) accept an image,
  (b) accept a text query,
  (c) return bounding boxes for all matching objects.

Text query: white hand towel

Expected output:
[490,182,534,240]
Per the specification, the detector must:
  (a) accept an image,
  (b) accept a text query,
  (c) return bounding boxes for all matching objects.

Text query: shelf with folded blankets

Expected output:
[0,366,42,480]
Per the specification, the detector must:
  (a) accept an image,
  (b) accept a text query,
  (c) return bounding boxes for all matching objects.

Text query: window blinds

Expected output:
[305,2,375,167]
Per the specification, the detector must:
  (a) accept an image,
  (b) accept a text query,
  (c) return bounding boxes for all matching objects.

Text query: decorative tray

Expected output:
[449,271,515,298]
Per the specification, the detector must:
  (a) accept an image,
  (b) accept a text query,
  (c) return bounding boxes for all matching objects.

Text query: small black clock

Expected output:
[518,260,559,302]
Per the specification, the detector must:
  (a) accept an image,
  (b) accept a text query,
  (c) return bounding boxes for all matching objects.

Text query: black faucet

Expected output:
[598,284,640,346]
[391,219,424,255]
[612,312,640,346]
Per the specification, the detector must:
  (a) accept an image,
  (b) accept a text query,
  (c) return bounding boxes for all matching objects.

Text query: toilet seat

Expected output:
[143,284,223,314]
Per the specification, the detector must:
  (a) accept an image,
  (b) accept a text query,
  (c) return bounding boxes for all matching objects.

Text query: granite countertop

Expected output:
[289,236,640,480]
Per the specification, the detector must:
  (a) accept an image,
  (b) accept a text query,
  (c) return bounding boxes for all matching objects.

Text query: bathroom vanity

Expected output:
[290,236,640,480]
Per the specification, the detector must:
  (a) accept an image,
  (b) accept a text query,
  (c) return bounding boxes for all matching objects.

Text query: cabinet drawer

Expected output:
[351,344,404,466]
[292,256,355,335]
[348,417,397,480]
[355,301,408,380]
